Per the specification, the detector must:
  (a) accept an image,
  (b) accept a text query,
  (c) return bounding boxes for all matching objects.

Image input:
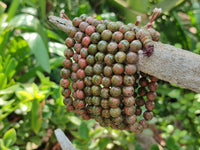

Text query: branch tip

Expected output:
[60,9,71,21]
[135,16,141,26]
[146,8,162,28]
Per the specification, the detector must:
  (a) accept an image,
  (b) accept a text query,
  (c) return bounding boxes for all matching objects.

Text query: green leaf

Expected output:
[67,116,81,126]
[9,14,39,31]
[172,11,190,49]
[21,7,37,16]
[78,122,89,139]
[0,84,20,95]
[168,89,181,99]
[150,144,159,150]
[166,137,179,150]
[0,73,7,90]
[30,136,42,145]
[8,14,49,51]
[191,0,200,31]
[22,33,50,73]
[78,4,89,16]
[18,57,63,82]
[90,127,105,139]
[70,131,81,139]
[135,144,143,150]
[0,28,12,56]
[31,98,43,134]
[98,137,111,150]
[152,0,185,12]
[3,128,16,147]
[127,0,148,13]
[171,102,180,109]
[174,43,182,49]
[46,29,65,43]
[49,42,65,56]
[73,139,83,148]
[107,0,146,24]
[4,57,17,81]
[10,146,19,150]
[100,12,117,21]
[6,0,20,21]
[38,0,46,20]
[0,139,8,150]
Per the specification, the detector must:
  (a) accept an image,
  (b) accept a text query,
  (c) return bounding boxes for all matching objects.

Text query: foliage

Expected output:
[0,0,200,149]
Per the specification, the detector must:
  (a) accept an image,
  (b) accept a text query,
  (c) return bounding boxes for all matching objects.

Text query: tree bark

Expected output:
[137,42,200,93]
[48,15,200,93]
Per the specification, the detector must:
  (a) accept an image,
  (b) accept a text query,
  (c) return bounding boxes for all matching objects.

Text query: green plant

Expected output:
[0,128,18,150]
[0,0,200,149]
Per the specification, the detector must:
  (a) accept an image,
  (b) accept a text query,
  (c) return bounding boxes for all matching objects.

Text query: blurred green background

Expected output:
[0,0,200,149]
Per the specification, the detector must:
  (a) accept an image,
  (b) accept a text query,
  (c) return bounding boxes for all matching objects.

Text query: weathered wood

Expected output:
[137,42,200,93]
[48,15,200,93]
[54,128,76,150]
[48,15,73,32]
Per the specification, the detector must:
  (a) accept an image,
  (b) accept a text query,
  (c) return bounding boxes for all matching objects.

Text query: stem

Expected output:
[146,8,162,28]
[60,9,71,20]
[135,16,141,26]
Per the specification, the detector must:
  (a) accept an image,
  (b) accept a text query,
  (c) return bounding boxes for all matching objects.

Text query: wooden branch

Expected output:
[48,15,200,93]
[137,42,200,93]
[54,128,162,150]
[54,128,76,150]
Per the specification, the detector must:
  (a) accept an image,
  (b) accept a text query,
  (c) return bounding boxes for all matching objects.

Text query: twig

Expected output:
[54,128,76,150]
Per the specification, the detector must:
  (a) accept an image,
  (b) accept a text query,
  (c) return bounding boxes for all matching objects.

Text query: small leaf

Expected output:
[150,144,159,150]
[171,103,180,109]
[22,33,50,73]
[73,139,82,147]
[135,144,143,150]
[0,139,8,150]
[31,98,42,134]
[0,29,12,56]
[6,0,20,21]
[16,90,32,100]
[3,128,16,147]
[168,89,181,99]
[67,116,81,126]
[90,128,105,139]
[0,84,20,95]
[100,12,117,21]
[4,58,17,80]
[30,136,42,146]
[98,137,111,150]
[49,42,65,56]
[166,137,178,150]
[78,4,89,16]
[0,73,7,90]
[78,122,89,139]
[18,57,63,82]
[46,30,65,43]
[174,43,182,49]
